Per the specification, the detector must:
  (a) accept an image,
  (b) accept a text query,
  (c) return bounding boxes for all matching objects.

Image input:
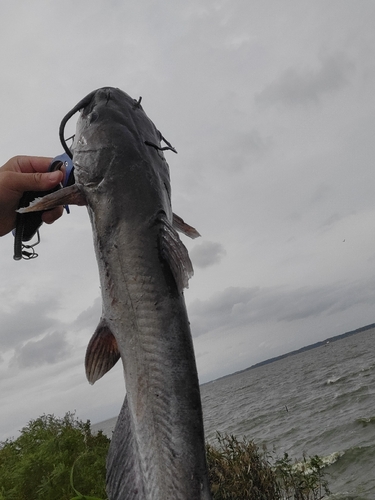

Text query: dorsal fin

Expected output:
[85,319,120,384]
[172,213,201,239]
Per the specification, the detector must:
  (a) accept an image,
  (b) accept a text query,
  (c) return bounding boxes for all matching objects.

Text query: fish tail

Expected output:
[106,396,145,500]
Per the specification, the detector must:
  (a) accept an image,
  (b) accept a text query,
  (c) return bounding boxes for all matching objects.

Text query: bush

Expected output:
[0,412,109,500]
[206,433,280,499]
[206,433,331,500]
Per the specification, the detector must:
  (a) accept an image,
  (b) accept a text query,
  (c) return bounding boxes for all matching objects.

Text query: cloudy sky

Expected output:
[1,0,375,440]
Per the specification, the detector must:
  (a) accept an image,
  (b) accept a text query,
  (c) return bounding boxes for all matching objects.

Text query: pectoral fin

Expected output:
[17,184,86,213]
[85,319,120,384]
[172,213,200,239]
[160,218,194,291]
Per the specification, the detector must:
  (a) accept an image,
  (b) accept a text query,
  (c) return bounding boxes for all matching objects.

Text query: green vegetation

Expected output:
[207,434,280,499]
[0,414,330,500]
[274,452,330,500]
[207,433,330,500]
[0,413,109,500]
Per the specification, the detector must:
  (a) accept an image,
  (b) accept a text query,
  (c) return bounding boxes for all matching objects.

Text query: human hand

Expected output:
[0,156,64,236]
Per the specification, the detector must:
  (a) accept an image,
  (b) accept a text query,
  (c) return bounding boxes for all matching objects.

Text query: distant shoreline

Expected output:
[206,322,375,385]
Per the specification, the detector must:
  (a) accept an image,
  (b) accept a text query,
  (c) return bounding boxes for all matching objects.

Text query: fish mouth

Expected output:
[92,87,113,106]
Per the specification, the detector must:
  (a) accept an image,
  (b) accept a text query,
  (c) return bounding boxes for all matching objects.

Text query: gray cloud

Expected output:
[190,241,226,268]
[13,331,71,369]
[189,287,259,336]
[233,130,272,157]
[216,130,274,174]
[0,297,61,351]
[73,297,102,331]
[257,53,353,106]
[189,279,375,337]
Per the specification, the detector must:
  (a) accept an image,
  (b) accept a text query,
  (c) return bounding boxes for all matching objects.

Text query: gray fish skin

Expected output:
[71,88,212,500]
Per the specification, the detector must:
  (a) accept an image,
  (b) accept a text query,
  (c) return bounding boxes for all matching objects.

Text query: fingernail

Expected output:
[46,171,62,182]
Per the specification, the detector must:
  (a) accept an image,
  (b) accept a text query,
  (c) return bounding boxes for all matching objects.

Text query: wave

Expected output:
[324,443,375,500]
[326,376,343,385]
[328,443,375,468]
[361,363,375,374]
[320,450,345,467]
[286,448,373,499]
[356,415,375,426]
[323,362,375,388]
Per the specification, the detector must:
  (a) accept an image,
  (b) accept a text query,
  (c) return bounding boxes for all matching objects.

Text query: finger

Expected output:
[41,206,64,224]
[1,156,53,174]
[3,170,63,195]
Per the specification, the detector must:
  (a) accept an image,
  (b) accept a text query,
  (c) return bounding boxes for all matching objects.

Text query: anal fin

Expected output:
[85,319,120,384]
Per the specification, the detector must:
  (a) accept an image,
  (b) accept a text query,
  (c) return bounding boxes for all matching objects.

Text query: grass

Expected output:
[0,413,330,499]
[208,433,330,499]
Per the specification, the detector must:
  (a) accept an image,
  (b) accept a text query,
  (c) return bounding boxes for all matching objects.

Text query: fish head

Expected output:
[71,87,170,190]
[18,86,179,224]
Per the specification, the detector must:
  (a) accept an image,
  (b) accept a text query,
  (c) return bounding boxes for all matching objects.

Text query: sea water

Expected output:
[92,327,375,499]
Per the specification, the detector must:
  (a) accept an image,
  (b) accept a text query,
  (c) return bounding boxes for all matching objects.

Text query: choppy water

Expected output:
[93,327,375,499]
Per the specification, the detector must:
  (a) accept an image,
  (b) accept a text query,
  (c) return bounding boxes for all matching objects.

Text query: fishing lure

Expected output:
[13,153,74,260]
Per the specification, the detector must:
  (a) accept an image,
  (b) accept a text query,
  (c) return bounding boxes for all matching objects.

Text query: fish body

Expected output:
[26,88,211,499]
